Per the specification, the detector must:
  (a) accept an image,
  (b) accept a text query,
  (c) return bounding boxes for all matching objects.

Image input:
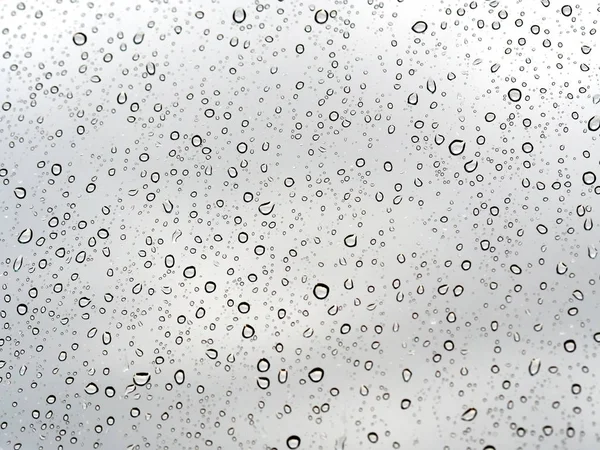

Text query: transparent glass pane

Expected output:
[1,1,599,449]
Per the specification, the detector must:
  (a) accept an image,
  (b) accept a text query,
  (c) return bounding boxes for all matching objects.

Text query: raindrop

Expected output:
[528,358,541,376]
[174,369,185,385]
[449,140,466,156]
[242,324,256,339]
[313,283,330,300]
[183,266,196,279]
[308,367,324,382]
[314,9,328,24]
[85,382,99,395]
[582,171,596,185]
[133,373,151,386]
[344,234,357,247]
[564,339,576,353]
[286,435,301,449]
[17,228,33,244]
[461,407,478,421]
[412,21,428,33]
[13,187,26,199]
[508,88,522,102]
[73,32,87,46]
[232,7,247,24]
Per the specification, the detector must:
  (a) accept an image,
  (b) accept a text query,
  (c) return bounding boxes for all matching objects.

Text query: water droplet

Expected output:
[12,255,23,272]
[133,31,145,45]
[286,435,301,449]
[411,21,428,33]
[407,92,419,105]
[449,139,466,156]
[233,7,247,24]
[314,9,328,24]
[258,202,274,215]
[313,283,330,299]
[13,187,26,199]
[257,358,270,372]
[85,382,99,395]
[508,88,522,102]
[528,358,541,376]
[174,369,185,385]
[564,339,577,353]
[308,367,324,382]
[242,324,255,338]
[582,171,596,185]
[556,262,568,275]
[117,91,127,104]
[133,372,151,386]
[461,407,478,421]
[73,32,87,46]
[344,234,357,247]
[183,266,196,279]
[17,228,33,244]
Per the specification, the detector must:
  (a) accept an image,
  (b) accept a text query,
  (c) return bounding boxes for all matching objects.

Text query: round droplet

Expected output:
[286,435,301,449]
[257,358,270,372]
[242,324,255,339]
[233,7,246,24]
[449,139,466,156]
[564,339,576,353]
[412,21,428,33]
[508,88,522,102]
[561,4,572,16]
[313,283,330,300]
[582,171,596,185]
[191,135,203,147]
[308,367,324,382]
[73,32,87,46]
[314,9,328,24]
[183,266,196,279]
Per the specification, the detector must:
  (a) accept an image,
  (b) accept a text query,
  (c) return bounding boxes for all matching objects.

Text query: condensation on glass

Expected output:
[0,0,599,449]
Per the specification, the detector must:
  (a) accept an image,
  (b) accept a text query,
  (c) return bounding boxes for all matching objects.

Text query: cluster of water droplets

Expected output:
[0,0,599,449]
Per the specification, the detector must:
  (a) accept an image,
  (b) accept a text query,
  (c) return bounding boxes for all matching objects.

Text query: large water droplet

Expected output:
[17,228,33,244]
[411,21,428,33]
[308,367,324,382]
[461,407,478,421]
